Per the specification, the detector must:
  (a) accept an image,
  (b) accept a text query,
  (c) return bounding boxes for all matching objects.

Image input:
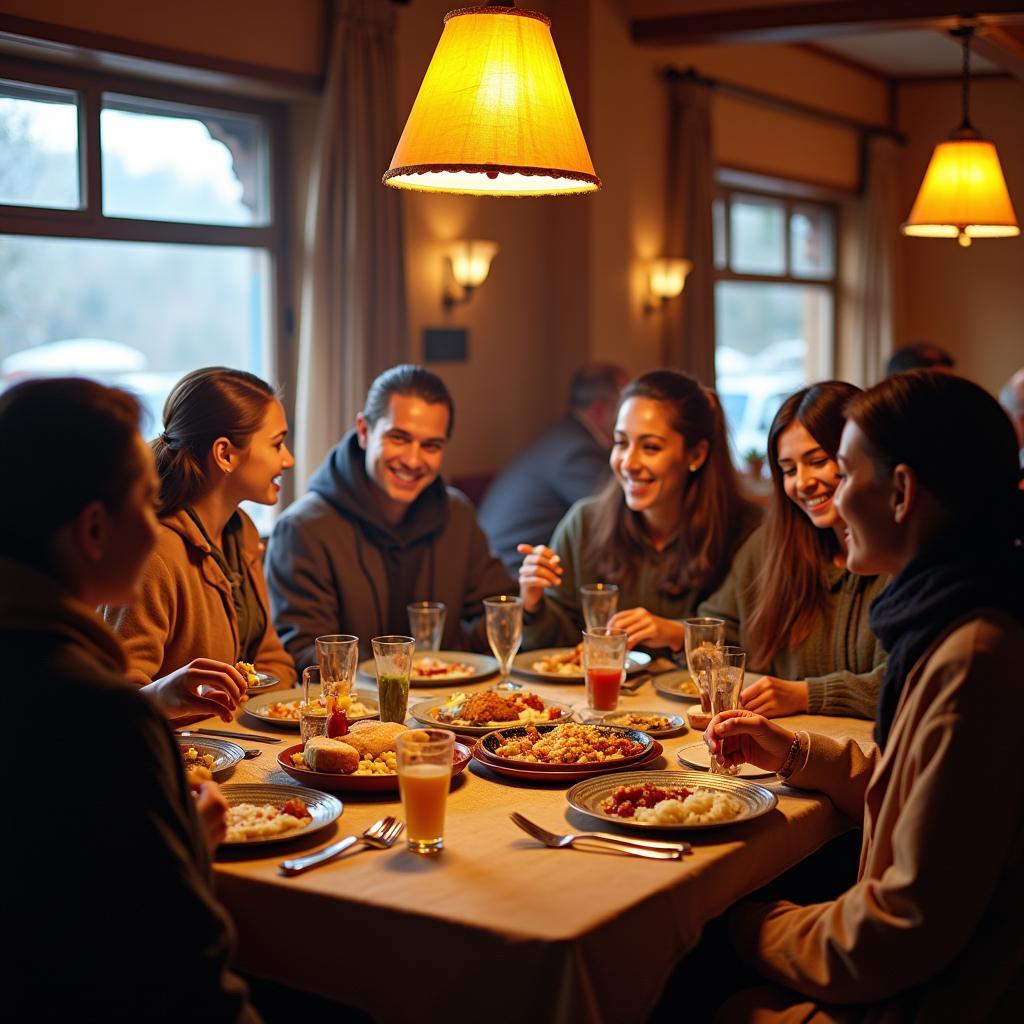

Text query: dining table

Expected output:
[208,665,875,1024]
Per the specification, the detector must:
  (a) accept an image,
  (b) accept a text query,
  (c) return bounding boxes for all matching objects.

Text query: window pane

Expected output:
[729,194,785,275]
[712,197,727,270]
[0,235,269,433]
[791,203,835,279]
[101,94,269,225]
[715,280,833,459]
[0,80,79,209]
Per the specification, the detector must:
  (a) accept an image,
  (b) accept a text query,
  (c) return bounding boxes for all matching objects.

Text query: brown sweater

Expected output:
[103,509,295,686]
[731,610,1024,1021]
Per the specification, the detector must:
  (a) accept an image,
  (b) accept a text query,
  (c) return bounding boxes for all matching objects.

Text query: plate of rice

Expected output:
[219,783,342,847]
[566,770,777,831]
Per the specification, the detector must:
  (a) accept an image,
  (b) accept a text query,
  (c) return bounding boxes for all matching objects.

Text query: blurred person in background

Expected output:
[998,367,1024,473]
[883,340,954,377]
[700,382,888,719]
[478,363,628,573]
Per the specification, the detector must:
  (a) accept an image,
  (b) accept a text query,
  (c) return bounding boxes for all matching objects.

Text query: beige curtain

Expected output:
[664,75,716,387]
[849,133,900,386]
[295,0,408,490]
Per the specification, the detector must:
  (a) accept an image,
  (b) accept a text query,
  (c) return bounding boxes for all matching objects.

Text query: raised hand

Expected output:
[516,543,563,613]
[144,657,247,723]
[703,708,796,773]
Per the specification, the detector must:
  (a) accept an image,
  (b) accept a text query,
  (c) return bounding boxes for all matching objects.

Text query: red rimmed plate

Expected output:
[472,740,664,783]
[276,741,472,793]
[477,722,654,772]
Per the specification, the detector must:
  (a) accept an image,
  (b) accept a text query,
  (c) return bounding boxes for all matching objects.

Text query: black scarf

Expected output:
[869,542,1024,750]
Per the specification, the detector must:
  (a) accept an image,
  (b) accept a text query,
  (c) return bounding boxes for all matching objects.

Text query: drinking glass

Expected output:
[579,583,619,631]
[315,634,358,710]
[484,595,523,689]
[708,646,747,775]
[407,601,446,652]
[300,666,330,742]
[683,617,725,715]
[396,729,455,855]
[371,635,416,724]
[582,627,628,712]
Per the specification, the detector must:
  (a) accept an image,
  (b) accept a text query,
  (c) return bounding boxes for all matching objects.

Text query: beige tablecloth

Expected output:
[210,671,875,1023]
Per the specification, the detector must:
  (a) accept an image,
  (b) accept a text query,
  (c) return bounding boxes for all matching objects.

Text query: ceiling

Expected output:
[815,29,1003,78]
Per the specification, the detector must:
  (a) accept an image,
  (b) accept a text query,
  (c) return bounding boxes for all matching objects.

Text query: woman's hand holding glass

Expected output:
[740,676,809,718]
[516,544,563,613]
[607,607,685,651]
[144,658,247,722]
[703,709,796,773]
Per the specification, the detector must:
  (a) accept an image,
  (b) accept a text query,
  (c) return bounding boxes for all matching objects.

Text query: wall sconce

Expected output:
[443,239,499,310]
[643,257,692,315]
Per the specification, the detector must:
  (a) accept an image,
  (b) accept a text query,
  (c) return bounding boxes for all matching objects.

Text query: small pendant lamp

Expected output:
[901,26,1019,247]
[383,1,600,197]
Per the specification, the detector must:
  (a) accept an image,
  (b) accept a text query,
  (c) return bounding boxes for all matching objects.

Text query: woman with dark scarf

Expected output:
[705,370,1024,1021]
[104,367,296,712]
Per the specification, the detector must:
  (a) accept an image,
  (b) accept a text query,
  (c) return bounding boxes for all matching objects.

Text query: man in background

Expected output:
[478,363,628,573]
[884,342,955,377]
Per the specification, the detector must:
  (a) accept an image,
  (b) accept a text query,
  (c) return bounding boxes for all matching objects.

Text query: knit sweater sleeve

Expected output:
[806,662,884,718]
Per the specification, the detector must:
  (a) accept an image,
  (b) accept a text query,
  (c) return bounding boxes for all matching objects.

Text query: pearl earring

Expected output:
[689,464,699,472]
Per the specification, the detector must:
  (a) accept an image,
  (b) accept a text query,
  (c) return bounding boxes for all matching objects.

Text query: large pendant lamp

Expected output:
[902,26,1019,247]
[383,1,600,197]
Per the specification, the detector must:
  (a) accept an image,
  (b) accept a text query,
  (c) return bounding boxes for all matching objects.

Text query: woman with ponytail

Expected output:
[519,370,759,655]
[699,382,888,719]
[706,371,1024,1019]
[104,367,296,709]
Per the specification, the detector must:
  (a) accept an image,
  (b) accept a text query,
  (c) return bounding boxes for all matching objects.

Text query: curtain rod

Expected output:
[664,66,905,143]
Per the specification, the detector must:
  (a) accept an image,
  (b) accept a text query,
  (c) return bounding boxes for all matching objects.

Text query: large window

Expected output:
[0,61,287,439]
[713,185,836,462]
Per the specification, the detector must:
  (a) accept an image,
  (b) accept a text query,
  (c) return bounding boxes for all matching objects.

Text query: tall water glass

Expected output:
[300,666,329,742]
[371,635,416,724]
[580,583,619,631]
[582,627,629,712]
[396,729,454,855]
[315,634,359,710]
[484,595,523,688]
[683,617,725,715]
[708,646,747,775]
[407,601,446,652]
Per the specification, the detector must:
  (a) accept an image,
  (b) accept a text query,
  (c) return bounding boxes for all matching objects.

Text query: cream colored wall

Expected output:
[0,0,327,75]
[895,77,1024,395]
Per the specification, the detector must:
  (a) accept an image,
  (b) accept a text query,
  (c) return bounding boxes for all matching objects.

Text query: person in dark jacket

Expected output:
[267,365,514,666]
[0,378,257,1022]
[478,363,627,572]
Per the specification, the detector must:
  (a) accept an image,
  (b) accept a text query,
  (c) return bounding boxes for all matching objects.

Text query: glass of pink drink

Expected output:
[396,729,454,854]
[582,627,629,712]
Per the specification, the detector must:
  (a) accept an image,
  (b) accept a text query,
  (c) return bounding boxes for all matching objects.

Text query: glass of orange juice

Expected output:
[396,729,454,855]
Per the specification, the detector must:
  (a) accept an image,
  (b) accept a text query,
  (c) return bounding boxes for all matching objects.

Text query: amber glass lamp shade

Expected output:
[384,4,600,197]
[902,128,1020,247]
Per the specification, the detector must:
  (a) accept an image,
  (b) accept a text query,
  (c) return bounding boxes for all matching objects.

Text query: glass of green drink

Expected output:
[371,635,416,724]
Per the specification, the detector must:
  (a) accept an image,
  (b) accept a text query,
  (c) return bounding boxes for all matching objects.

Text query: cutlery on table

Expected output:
[177,728,282,744]
[279,816,405,876]
[620,673,651,694]
[510,813,690,860]
[242,749,263,760]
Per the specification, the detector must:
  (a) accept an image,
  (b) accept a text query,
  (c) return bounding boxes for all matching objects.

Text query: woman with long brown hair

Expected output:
[519,370,759,654]
[699,381,888,718]
[104,366,296,699]
[705,370,1024,1018]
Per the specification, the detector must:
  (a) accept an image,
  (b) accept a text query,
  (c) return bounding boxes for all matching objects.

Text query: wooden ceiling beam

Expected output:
[631,2,1024,48]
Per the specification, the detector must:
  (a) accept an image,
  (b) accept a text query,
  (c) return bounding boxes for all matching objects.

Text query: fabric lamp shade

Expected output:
[903,130,1020,245]
[384,4,599,197]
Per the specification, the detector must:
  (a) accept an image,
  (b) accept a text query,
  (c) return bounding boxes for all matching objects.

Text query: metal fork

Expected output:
[510,813,689,860]
[279,816,405,876]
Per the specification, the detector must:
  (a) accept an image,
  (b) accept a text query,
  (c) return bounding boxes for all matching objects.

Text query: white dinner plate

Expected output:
[651,670,701,703]
[242,686,379,731]
[676,742,776,778]
[219,783,343,847]
[512,648,651,683]
[358,651,499,687]
[410,693,576,736]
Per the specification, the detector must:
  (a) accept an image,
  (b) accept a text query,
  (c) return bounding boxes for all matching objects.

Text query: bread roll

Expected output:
[304,735,360,774]
[345,720,408,758]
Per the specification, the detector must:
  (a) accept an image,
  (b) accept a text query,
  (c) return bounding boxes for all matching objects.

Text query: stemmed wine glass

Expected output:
[484,595,523,691]
[683,617,725,716]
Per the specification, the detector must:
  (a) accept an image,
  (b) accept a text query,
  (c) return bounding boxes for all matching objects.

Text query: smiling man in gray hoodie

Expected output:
[266,365,515,667]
